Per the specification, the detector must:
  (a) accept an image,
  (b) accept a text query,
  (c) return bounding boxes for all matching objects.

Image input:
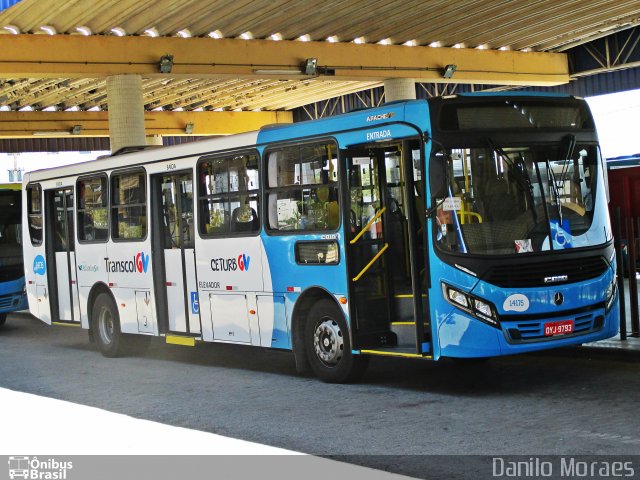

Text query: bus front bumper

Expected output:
[437,299,619,358]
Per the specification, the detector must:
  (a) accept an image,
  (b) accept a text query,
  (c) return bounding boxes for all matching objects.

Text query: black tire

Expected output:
[304,299,369,383]
[0,313,6,328]
[91,293,128,357]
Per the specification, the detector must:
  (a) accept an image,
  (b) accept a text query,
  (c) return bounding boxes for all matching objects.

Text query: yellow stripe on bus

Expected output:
[165,335,196,347]
[360,349,432,359]
[52,321,81,327]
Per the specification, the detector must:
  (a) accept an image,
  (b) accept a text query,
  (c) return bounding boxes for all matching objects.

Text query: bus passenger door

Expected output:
[344,149,393,347]
[152,171,200,335]
[45,188,80,323]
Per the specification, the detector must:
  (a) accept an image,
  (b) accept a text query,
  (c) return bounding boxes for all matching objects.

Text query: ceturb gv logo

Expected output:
[210,253,250,272]
[238,253,250,271]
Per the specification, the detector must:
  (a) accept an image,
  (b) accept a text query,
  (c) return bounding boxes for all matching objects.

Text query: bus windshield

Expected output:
[434,141,605,255]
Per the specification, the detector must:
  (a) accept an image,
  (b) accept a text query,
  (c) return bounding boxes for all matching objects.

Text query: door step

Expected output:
[393,292,428,323]
[52,320,81,327]
[360,345,432,359]
[391,321,430,347]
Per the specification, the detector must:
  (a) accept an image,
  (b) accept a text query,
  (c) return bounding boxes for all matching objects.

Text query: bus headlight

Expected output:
[605,278,617,312]
[442,283,499,328]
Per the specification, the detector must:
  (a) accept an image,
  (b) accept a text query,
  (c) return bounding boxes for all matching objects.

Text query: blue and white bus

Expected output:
[0,183,27,328]
[22,94,618,382]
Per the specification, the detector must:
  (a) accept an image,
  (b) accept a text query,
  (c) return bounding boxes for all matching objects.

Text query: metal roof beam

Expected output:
[0,110,292,137]
[0,34,569,86]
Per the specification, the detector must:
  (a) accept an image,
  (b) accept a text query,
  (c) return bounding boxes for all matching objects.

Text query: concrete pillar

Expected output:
[146,134,163,146]
[383,78,417,102]
[106,74,145,153]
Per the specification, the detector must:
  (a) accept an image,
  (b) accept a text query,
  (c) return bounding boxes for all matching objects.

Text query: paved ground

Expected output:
[1,314,639,478]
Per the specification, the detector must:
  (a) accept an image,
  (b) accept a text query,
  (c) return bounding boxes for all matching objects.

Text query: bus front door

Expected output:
[44,187,80,323]
[152,171,200,336]
[344,142,427,353]
[344,148,393,348]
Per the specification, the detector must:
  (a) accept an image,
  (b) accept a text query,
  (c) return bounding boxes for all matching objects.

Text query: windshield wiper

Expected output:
[486,138,537,222]
[545,159,563,224]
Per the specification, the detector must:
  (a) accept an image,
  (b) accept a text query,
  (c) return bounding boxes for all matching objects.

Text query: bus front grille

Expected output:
[504,312,604,344]
[483,255,608,288]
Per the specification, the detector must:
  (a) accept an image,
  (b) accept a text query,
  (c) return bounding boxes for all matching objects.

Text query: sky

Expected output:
[1,88,640,182]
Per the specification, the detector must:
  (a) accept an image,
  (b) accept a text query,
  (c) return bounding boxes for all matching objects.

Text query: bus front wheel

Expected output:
[304,299,368,383]
[92,293,127,357]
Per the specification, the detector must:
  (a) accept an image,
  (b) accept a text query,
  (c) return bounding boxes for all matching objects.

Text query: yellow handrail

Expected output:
[352,242,389,282]
[350,206,386,245]
[456,211,483,224]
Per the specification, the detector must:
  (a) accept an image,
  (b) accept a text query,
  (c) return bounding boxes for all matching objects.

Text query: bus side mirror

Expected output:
[429,155,446,198]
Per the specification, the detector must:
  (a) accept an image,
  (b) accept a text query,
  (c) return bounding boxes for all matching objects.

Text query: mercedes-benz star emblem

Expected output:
[554,292,564,306]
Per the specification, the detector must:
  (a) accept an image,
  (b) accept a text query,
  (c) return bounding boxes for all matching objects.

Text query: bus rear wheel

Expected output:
[92,293,128,357]
[304,299,369,383]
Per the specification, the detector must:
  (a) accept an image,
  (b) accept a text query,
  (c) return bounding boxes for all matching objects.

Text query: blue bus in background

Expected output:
[22,94,618,382]
[0,183,27,327]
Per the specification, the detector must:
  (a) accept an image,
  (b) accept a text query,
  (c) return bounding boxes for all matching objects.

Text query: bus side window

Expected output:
[77,175,108,242]
[265,142,339,232]
[198,151,260,236]
[111,171,147,241]
[26,184,43,245]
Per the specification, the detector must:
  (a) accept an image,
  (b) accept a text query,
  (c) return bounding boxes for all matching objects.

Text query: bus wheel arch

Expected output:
[90,289,126,357]
[292,289,368,383]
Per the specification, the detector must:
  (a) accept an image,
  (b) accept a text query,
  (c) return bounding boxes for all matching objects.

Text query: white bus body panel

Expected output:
[105,241,155,335]
[196,237,266,345]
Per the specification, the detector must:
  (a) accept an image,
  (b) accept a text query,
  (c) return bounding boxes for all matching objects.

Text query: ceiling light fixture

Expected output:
[269,33,283,41]
[40,25,57,35]
[403,40,417,47]
[143,27,159,37]
[110,27,126,36]
[303,58,318,75]
[352,37,365,44]
[326,36,338,43]
[3,25,20,34]
[443,64,457,79]
[76,26,92,36]
[378,38,392,45]
[176,29,191,38]
[297,34,311,42]
[429,41,440,48]
[239,31,253,40]
[159,54,174,73]
[208,30,223,39]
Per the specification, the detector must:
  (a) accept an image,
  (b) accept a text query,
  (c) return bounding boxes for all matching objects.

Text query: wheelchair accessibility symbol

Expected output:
[190,292,199,314]
[551,220,572,249]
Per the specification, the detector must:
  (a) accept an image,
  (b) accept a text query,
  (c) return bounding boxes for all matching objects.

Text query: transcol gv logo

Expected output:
[135,252,150,273]
[105,252,149,274]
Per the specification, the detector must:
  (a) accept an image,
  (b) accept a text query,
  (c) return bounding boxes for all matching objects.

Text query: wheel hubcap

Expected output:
[313,318,344,366]
[98,307,114,345]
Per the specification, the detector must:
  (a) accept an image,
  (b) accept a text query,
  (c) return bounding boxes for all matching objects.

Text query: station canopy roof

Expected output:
[0,0,639,115]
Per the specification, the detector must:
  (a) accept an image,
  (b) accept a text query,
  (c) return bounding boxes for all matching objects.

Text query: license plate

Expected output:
[544,320,574,336]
